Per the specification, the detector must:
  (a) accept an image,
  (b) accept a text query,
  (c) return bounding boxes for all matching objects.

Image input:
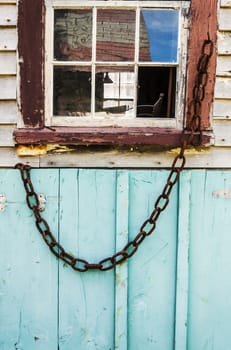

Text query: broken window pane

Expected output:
[53,66,91,116]
[95,67,135,117]
[137,67,176,117]
[54,9,92,61]
[96,10,136,61]
[140,10,179,62]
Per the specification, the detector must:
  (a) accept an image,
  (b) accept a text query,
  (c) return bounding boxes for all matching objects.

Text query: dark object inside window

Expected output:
[137,67,176,118]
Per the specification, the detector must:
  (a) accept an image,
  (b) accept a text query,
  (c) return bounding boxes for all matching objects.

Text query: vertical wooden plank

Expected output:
[18,0,45,127]
[128,170,178,350]
[187,170,231,350]
[115,170,129,350]
[58,169,116,350]
[174,171,191,350]
[0,169,59,350]
[186,0,217,129]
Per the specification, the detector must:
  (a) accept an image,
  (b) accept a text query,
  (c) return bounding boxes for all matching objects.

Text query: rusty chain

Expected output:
[15,38,213,272]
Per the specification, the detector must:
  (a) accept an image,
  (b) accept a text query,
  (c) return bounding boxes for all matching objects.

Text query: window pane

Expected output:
[53,66,91,116]
[95,67,135,117]
[96,10,136,61]
[137,67,176,118]
[140,10,179,62]
[54,10,92,61]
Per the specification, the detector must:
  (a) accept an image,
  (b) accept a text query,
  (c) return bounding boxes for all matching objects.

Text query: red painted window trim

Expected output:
[15,0,217,146]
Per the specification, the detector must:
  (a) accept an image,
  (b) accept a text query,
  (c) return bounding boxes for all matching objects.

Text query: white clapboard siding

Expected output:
[220,0,231,7]
[0,101,16,123]
[0,52,16,74]
[0,5,17,26]
[216,56,231,77]
[214,99,231,118]
[219,9,231,31]
[214,77,231,99]
[217,32,231,54]
[0,28,17,51]
[0,125,15,146]
[0,76,16,99]
[213,120,231,146]
[0,148,38,167]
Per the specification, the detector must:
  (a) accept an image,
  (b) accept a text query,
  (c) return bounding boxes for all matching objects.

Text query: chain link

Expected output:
[15,38,213,272]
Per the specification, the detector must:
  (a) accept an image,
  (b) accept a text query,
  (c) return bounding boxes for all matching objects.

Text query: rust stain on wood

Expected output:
[18,0,45,128]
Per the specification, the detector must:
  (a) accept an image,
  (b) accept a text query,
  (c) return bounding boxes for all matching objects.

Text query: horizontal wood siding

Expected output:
[0,2,17,154]
[0,52,16,75]
[214,1,231,131]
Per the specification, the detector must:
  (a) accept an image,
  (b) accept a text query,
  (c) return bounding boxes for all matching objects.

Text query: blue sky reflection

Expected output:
[141,10,179,62]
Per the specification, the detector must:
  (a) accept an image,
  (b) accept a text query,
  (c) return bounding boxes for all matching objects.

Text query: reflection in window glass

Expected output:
[96,10,136,61]
[53,66,91,116]
[95,67,135,117]
[140,10,179,62]
[54,10,92,61]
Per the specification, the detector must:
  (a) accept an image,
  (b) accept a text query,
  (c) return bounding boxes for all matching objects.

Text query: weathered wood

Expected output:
[214,77,231,99]
[0,0,16,3]
[115,170,129,350]
[213,120,231,146]
[0,169,59,349]
[128,171,178,349]
[186,0,217,129]
[58,169,115,349]
[13,127,212,146]
[220,0,231,7]
[217,32,231,54]
[2,169,231,348]
[0,76,16,99]
[174,171,191,350]
[213,99,231,118]
[219,9,231,30]
[0,147,38,167]
[0,4,17,26]
[187,171,231,349]
[16,0,216,141]
[0,28,16,50]
[17,0,45,127]
[0,52,16,74]
[0,100,16,123]
[0,125,15,146]
[216,56,231,77]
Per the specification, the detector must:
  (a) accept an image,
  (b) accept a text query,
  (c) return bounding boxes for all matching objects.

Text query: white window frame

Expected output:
[45,1,190,129]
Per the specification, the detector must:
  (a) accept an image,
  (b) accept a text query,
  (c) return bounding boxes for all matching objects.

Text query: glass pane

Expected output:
[53,66,91,116]
[140,10,179,62]
[95,67,135,118]
[96,10,136,61]
[54,10,92,61]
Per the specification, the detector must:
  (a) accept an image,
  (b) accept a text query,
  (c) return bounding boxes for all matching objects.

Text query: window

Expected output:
[15,0,216,146]
[45,1,189,128]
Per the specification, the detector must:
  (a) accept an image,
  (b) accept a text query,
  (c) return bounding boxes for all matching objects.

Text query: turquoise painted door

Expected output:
[0,169,231,349]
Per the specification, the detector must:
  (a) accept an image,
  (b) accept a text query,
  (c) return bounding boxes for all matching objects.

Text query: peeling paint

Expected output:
[167,147,211,155]
[16,144,47,156]
[212,188,231,198]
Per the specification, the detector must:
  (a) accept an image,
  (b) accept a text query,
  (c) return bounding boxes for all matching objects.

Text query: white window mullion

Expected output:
[91,6,97,118]
[134,7,141,119]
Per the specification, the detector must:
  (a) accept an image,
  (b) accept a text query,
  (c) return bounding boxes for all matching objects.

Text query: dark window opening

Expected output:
[137,67,176,118]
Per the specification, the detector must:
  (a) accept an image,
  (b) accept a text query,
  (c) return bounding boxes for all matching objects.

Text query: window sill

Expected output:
[14,127,212,147]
